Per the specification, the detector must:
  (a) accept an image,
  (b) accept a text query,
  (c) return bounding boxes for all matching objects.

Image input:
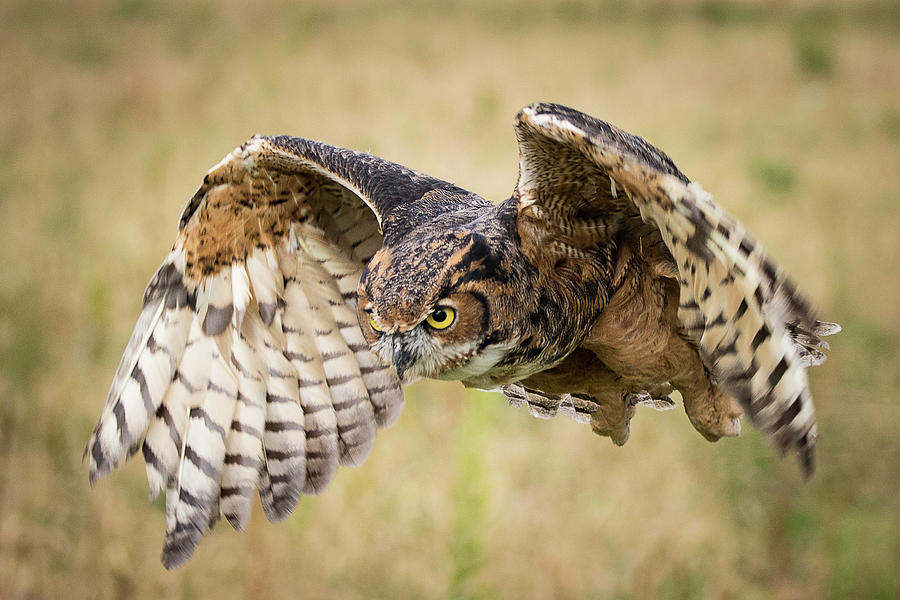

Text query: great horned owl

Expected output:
[86,103,838,567]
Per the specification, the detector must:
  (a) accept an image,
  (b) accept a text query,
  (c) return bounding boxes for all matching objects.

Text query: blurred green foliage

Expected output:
[750,156,797,196]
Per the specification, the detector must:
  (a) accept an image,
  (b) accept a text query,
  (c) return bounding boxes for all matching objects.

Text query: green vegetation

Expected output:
[750,156,797,196]
[1,1,898,598]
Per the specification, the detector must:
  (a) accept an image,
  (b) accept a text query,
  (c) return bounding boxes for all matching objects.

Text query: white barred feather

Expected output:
[219,320,266,531]
[278,274,341,494]
[290,220,404,427]
[293,230,377,466]
[86,137,405,568]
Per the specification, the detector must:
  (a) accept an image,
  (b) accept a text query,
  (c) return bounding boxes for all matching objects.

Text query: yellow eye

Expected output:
[425,306,456,330]
[368,313,383,333]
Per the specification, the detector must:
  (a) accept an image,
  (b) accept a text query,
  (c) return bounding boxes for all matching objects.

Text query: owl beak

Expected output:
[390,336,416,382]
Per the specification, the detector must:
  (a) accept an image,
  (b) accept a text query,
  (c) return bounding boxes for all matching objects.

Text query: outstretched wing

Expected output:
[86,135,462,567]
[513,103,837,474]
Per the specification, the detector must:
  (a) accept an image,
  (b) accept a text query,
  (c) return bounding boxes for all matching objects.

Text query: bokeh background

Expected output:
[1,1,898,598]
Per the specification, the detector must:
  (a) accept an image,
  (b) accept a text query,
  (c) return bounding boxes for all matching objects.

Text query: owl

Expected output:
[86,103,838,567]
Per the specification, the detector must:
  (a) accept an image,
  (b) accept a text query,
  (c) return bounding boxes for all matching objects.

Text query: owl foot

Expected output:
[683,387,743,442]
[589,392,637,446]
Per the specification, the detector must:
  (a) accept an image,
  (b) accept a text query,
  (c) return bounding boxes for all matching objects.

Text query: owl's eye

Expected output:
[425,306,456,330]
[368,313,383,333]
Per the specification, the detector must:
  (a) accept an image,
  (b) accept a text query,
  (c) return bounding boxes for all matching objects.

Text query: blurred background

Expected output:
[1,1,898,598]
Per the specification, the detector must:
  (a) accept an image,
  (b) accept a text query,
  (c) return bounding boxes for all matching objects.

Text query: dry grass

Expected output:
[1,1,898,598]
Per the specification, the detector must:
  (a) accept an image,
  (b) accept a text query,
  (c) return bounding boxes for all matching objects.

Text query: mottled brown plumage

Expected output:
[86,103,838,567]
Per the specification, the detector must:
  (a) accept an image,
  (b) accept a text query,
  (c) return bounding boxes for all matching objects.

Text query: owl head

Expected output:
[357,228,508,383]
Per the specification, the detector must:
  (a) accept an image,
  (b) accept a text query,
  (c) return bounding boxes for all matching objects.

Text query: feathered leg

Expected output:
[519,349,635,445]
[668,335,743,442]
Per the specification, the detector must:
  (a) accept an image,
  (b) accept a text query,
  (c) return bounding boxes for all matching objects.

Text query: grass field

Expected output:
[1,1,899,598]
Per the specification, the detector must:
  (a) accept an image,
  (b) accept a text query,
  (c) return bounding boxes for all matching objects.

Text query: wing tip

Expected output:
[85,435,116,488]
[799,443,816,479]
[161,533,200,570]
[261,489,303,523]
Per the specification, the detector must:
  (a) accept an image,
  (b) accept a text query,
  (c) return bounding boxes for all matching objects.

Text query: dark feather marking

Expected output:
[175,370,201,394]
[684,227,714,262]
[157,404,181,447]
[90,439,105,469]
[707,312,727,327]
[366,383,400,396]
[267,367,293,379]
[753,284,765,307]
[332,395,366,411]
[142,441,165,475]
[304,426,336,439]
[127,440,142,459]
[178,487,204,508]
[284,350,314,363]
[220,486,253,499]
[190,407,227,439]
[768,357,790,389]
[751,324,771,351]
[207,380,232,397]
[113,401,128,444]
[259,302,277,326]
[320,350,348,362]
[230,420,262,439]
[716,338,738,357]
[266,393,297,404]
[774,396,802,432]
[735,298,749,319]
[146,333,173,360]
[297,377,324,389]
[230,353,255,379]
[337,420,363,436]
[184,446,220,480]
[762,258,778,282]
[265,420,304,432]
[301,403,331,415]
[326,373,358,387]
[224,453,262,469]
[270,473,301,485]
[265,447,304,460]
[203,304,234,336]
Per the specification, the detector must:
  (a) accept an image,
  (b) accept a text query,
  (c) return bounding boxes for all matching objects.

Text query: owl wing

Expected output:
[86,135,464,568]
[512,103,838,474]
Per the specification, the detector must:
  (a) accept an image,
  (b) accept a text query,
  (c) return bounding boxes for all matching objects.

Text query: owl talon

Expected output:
[590,393,635,446]
[684,388,743,441]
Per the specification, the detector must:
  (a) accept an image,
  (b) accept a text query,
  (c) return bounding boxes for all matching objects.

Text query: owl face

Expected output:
[356,230,502,382]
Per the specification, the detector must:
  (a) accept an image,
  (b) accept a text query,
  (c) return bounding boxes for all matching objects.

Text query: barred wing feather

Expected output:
[84,135,437,568]
[515,103,838,474]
